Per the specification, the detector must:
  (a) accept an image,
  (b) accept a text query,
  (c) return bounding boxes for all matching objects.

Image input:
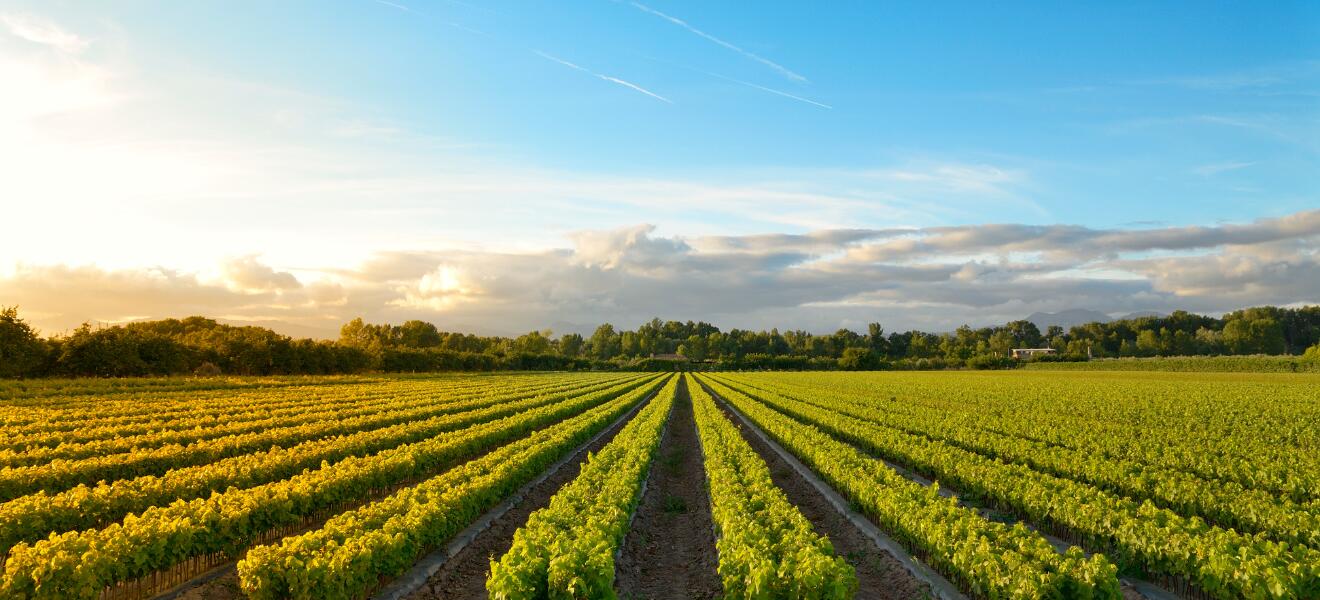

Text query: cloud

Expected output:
[1192,161,1255,176]
[4,211,1318,338]
[1,12,88,53]
[534,50,672,103]
[844,210,1320,263]
[221,255,303,293]
[627,2,806,83]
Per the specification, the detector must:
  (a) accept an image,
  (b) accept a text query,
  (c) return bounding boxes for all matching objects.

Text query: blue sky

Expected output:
[1,1,1317,336]
[73,0,1317,224]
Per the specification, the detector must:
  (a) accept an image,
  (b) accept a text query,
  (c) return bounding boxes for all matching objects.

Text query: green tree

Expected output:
[682,334,708,361]
[838,347,877,370]
[396,320,442,348]
[589,324,621,360]
[514,330,552,354]
[558,333,584,358]
[867,322,889,355]
[1135,330,1160,356]
[0,307,47,378]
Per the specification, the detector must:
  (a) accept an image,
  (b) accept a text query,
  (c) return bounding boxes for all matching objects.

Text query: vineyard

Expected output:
[0,370,1317,599]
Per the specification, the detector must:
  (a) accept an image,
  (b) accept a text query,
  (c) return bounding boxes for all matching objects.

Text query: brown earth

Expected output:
[704,383,931,600]
[405,395,644,600]
[614,377,722,600]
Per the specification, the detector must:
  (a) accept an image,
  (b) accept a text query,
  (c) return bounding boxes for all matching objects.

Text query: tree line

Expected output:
[2,305,1319,378]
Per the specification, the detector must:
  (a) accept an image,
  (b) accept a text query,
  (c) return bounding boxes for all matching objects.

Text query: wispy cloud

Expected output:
[627,2,806,83]
[1,12,88,54]
[1193,161,1256,176]
[534,50,672,103]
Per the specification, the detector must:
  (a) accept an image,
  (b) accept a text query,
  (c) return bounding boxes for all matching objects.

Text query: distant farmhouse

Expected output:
[650,353,690,362]
[1011,348,1057,359]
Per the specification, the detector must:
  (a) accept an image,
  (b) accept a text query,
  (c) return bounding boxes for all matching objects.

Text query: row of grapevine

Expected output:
[753,371,1320,503]
[0,378,422,432]
[0,373,562,437]
[711,374,1320,599]
[0,375,638,501]
[0,373,606,453]
[0,375,667,599]
[728,374,1320,548]
[688,377,856,599]
[0,375,653,556]
[238,374,675,600]
[693,374,1122,600]
[484,375,680,599]
[0,375,622,467]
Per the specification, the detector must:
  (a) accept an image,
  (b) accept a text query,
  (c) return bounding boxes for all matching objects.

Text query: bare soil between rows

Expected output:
[404,393,645,600]
[174,379,936,600]
[614,377,722,600]
[704,382,930,600]
[175,394,645,600]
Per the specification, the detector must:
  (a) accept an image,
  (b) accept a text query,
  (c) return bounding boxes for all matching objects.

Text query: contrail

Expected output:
[373,0,418,14]
[704,70,831,109]
[370,0,488,35]
[535,50,673,104]
[629,1,807,83]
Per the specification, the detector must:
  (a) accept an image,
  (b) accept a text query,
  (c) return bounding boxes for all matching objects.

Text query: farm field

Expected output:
[0,370,1317,600]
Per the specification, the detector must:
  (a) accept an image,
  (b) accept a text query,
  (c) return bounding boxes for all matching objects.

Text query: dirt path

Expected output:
[404,395,646,600]
[615,377,722,600]
[707,391,930,600]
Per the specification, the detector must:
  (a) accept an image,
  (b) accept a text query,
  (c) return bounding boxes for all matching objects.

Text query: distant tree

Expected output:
[1135,330,1161,356]
[1251,318,1287,355]
[514,330,552,354]
[683,334,708,361]
[0,307,47,378]
[589,324,621,360]
[838,347,878,370]
[339,318,377,349]
[558,333,584,358]
[1003,320,1043,348]
[396,320,442,348]
[1222,316,1286,355]
[867,323,889,355]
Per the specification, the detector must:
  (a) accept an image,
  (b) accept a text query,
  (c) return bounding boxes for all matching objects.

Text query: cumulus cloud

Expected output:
[220,255,302,293]
[3,211,1317,338]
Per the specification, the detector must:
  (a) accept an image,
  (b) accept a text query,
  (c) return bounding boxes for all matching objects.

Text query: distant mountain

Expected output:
[1116,311,1168,321]
[1025,309,1112,331]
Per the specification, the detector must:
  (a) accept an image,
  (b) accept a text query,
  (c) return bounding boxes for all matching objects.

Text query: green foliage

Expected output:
[1023,355,1320,373]
[0,375,664,599]
[690,378,855,598]
[699,374,1122,599]
[486,376,679,599]
[711,372,1320,599]
[0,307,48,378]
[237,376,666,600]
[0,375,649,557]
[7,304,1320,379]
[838,347,880,370]
[965,354,1015,369]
